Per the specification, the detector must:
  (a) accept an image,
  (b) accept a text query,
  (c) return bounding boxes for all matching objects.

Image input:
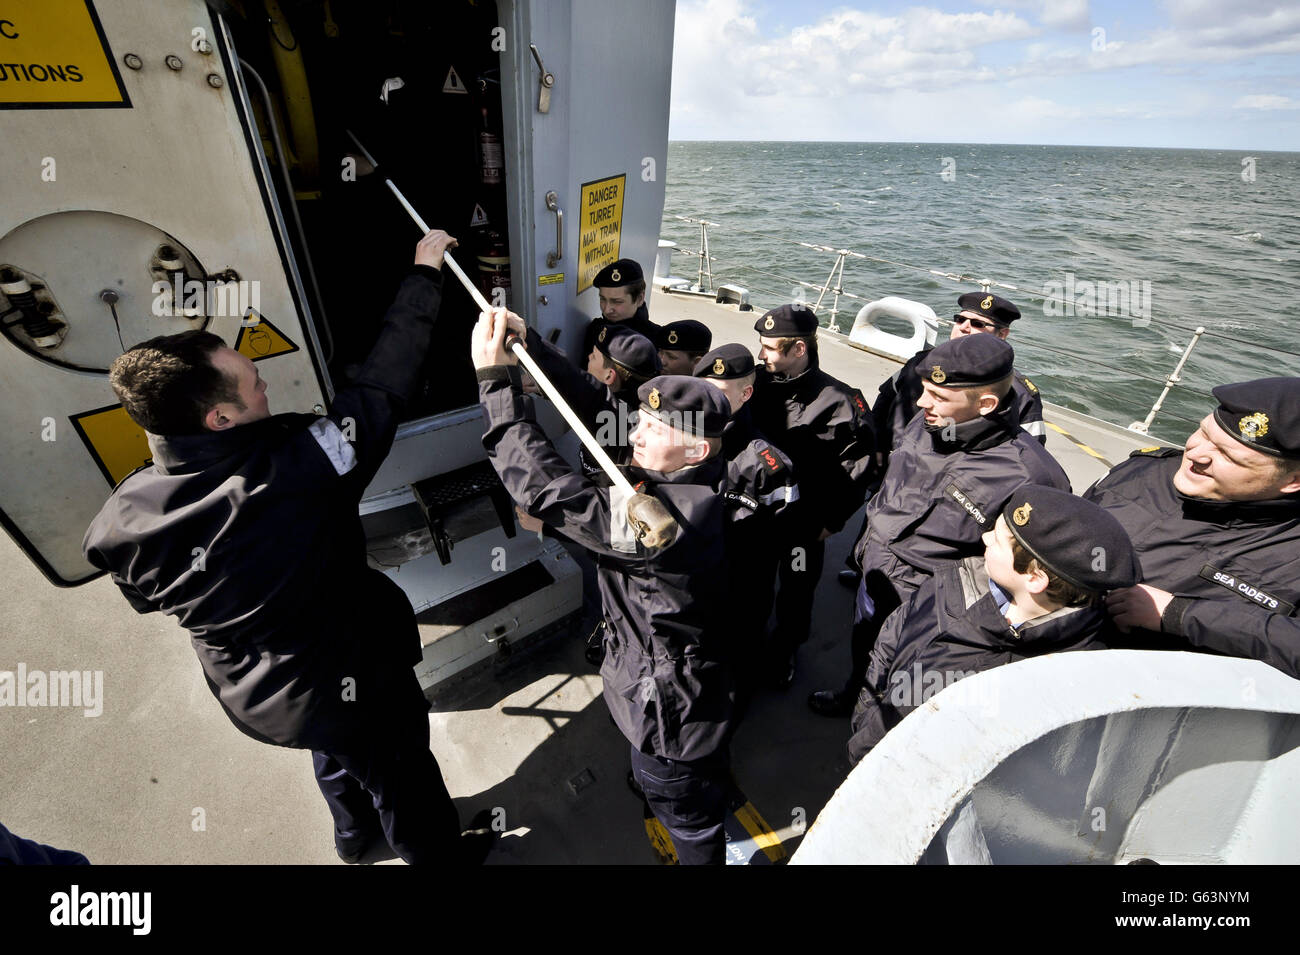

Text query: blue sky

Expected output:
[669,0,1300,148]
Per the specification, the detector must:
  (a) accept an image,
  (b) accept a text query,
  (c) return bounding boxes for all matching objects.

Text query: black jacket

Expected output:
[874,344,1045,454]
[718,404,798,527]
[1083,447,1300,664]
[855,398,1070,601]
[582,303,661,356]
[847,556,1110,764]
[82,268,444,751]
[478,366,734,761]
[748,357,876,535]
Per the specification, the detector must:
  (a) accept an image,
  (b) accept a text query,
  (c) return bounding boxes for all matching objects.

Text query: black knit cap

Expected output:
[694,343,755,380]
[919,333,1015,387]
[594,325,660,381]
[1003,485,1141,592]
[1211,378,1300,459]
[658,319,712,353]
[593,258,644,288]
[957,291,1021,327]
[754,303,818,338]
[637,375,731,438]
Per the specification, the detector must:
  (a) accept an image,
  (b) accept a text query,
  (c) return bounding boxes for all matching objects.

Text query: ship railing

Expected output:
[661,212,1300,438]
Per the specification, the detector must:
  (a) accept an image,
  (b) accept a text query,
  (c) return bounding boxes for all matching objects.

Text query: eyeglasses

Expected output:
[953,313,998,332]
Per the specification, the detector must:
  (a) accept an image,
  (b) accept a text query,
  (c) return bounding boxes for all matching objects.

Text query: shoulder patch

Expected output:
[852,391,867,414]
[1021,376,1039,395]
[756,442,785,473]
[1129,446,1180,459]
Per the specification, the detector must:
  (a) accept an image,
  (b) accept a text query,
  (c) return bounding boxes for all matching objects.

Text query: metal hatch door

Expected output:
[0,0,327,585]
[504,0,675,351]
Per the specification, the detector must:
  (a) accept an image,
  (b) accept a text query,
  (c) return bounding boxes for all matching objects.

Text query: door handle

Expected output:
[545,191,563,267]
[529,44,554,113]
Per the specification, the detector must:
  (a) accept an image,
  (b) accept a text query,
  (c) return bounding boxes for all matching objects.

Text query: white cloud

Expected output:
[1233,94,1300,109]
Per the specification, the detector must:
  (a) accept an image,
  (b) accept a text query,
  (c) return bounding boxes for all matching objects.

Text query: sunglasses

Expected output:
[953,313,999,332]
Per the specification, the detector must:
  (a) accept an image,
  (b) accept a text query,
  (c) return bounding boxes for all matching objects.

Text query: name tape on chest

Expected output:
[1198,565,1296,615]
[945,483,989,527]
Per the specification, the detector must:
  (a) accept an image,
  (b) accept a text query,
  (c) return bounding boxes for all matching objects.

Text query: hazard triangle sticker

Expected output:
[234,310,299,361]
[443,65,468,94]
[470,203,489,227]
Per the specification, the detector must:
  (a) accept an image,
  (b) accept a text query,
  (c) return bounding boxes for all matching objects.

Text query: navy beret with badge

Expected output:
[1004,485,1141,592]
[754,303,818,338]
[658,319,712,353]
[920,333,1015,387]
[596,325,661,381]
[637,375,731,438]
[1211,377,1300,459]
[694,343,756,380]
[593,258,644,288]
[957,291,1021,328]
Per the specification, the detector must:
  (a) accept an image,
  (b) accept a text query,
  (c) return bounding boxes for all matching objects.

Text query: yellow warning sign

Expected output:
[538,272,565,286]
[69,404,151,488]
[0,1,130,108]
[234,311,299,361]
[577,174,625,293]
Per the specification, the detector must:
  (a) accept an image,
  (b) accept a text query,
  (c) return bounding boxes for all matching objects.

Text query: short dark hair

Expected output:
[773,334,817,361]
[109,330,241,435]
[1009,535,1096,609]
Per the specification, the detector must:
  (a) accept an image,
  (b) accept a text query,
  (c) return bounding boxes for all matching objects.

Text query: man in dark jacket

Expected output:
[474,307,736,864]
[847,485,1140,764]
[1087,378,1300,674]
[694,343,799,700]
[811,333,1071,716]
[747,304,877,686]
[582,258,660,357]
[838,291,1045,588]
[83,230,491,865]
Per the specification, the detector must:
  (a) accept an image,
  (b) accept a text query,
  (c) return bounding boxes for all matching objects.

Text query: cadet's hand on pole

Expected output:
[471,307,518,369]
[1105,584,1174,633]
[415,229,458,270]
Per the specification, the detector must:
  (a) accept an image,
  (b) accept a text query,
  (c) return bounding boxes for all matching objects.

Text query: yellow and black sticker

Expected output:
[0,1,130,109]
[577,174,626,293]
[69,403,151,488]
[234,310,299,361]
[537,272,565,286]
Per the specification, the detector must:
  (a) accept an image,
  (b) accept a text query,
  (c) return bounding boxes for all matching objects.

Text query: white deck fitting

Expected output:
[792,651,1300,864]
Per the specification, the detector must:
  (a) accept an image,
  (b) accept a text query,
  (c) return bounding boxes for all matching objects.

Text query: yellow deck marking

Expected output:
[733,800,787,861]
[1045,421,1113,468]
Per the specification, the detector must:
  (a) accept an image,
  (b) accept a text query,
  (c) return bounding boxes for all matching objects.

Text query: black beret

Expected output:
[596,325,660,380]
[754,303,818,338]
[637,375,731,438]
[593,258,644,288]
[920,334,1014,387]
[957,291,1021,327]
[694,343,755,380]
[658,319,712,353]
[1004,485,1140,592]
[1212,378,1300,459]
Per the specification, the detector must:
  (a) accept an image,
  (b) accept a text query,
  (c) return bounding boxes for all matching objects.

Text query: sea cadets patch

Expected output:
[919,334,1014,388]
[1003,485,1140,592]
[694,343,755,381]
[946,484,989,526]
[1211,377,1300,458]
[758,443,783,473]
